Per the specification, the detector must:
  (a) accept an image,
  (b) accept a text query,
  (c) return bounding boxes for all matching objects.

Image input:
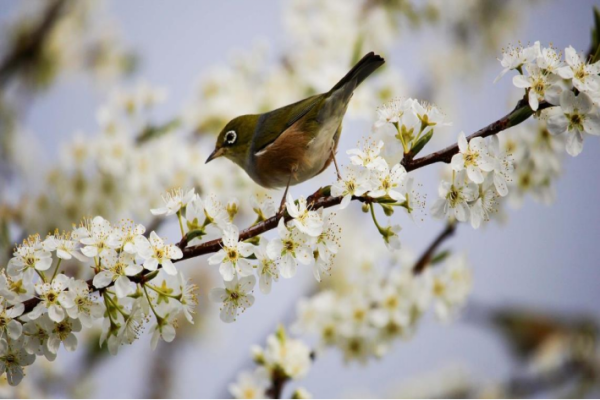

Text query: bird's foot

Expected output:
[332,150,343,181]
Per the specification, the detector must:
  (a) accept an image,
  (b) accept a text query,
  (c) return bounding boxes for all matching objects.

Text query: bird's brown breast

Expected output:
[249,119,340,188]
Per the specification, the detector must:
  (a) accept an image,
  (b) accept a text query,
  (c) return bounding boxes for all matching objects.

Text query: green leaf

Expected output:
[136,118,181,144]
[591,7,600,63]
[275,324,287,343]
[185,229,205,242]
[410,129,434,157]
[430,250,451,265]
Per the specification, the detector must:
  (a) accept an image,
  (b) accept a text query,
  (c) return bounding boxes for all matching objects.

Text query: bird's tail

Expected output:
[330,52,385,93]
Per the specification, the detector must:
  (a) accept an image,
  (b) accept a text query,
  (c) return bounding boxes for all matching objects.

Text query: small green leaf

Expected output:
[410,129,434,157]
[136,118,181,144]
[431,250,451,265]
[185,229,205,242]
[275,324,287,343]
[244,236,260,246]
[591,7,600,62]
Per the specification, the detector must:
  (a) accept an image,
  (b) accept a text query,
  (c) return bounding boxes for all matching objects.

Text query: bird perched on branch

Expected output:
[206,52,385,205]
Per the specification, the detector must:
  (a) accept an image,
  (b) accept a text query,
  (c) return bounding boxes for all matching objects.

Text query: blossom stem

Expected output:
[143,283,162,322]
[102,291,117,325]
[411,122,428,147]
[50,258,62,281]
[35,269,47,284]
[393,121,409,154]
[369,203,385,234]
[176,211,185,238]
[146,284,179,299]
[104,292,129,318]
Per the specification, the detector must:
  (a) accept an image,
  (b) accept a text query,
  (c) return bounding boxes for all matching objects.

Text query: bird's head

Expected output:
[206,114,259,167]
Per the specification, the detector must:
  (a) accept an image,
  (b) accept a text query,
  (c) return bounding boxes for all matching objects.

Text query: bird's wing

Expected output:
[252,94,323,154]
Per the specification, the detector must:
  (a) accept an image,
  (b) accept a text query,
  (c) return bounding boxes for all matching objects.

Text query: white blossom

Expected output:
[107,221,146,254]
[557,46,600,93]
[411,99,451,134]
[22,317,56,361]
[536,45,564,74]
[0,302,24,341]
[330,164,372,209]
[0,273,33,305]
[47,318,82,354]
[250,194,277,222]
[382,224,402,250]
[7,235,53,278]
[150,312,177,350]
[286,194,324,237]
[469,178,498,229]
[135,231,183,275]
[513,64,562,110]
[368,163,407,201]
[93,252,142,298]
[0,338,35,386]
[262,333,312,379]
[487,135,514,197]
[431,254,472,322]
[267,219,313,279]
[176,272,197,324]
[451,133,495,184]
[431,171,478,222]
[313,217,339,281]
[547,91,600,156]
[207,224,255,281]
[44,232,87,261]
[494,41,541,83]
[151,188,196,216]
[80,216,119,260]
[29,274,74,322]
[229,370,270,399]
[209,275,256,323]
[347,140,387,171]
[254,238,279,294]
[65,279,104,327]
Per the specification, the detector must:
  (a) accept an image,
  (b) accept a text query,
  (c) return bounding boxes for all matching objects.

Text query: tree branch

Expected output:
[0,0,69,89]
[260,223,457,399]
[18,95,546,315]
[401,98,551,171]
[412,223,456,274]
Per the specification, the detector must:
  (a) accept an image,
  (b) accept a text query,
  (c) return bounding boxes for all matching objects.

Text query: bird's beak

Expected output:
[205,148,225,164]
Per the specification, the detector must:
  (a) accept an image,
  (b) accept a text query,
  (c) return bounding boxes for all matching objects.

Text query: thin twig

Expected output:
[0,0,69,89]
[412,223,456,274]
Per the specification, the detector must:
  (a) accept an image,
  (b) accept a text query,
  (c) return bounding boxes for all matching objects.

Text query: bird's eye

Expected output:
[224,130,237,145]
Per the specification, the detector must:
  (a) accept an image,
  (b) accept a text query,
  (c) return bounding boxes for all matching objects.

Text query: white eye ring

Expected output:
[225,130,237,144]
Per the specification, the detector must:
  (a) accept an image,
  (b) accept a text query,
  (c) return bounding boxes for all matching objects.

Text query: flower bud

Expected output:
[227,198,239,222]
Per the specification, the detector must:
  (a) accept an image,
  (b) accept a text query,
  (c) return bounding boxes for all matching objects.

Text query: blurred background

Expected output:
[1,0,600,398]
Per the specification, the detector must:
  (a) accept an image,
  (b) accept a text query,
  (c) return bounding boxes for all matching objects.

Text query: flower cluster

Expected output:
[501,122,565,207]
[333,138,426,249]
[1,214,197,385]
[372,97,451,159]
[497,43,600,155]
[209,192,341,322]
[229,326,312,399]
[292,253,472,363]
[430,133,511,229]
[6,80,261,251]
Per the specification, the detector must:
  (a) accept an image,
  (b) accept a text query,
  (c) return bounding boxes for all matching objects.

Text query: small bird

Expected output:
[206,52,385,203]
